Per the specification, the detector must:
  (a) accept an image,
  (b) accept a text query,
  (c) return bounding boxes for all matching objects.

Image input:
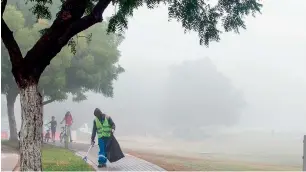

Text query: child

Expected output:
[45,129,51,142]
[46,116,57,142]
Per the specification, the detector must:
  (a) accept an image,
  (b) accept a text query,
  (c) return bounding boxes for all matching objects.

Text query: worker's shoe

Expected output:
[98,164,106,168]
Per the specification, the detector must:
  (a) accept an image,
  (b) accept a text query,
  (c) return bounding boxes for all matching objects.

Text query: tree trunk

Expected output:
[19,84,43,171]
[6,91,18,141]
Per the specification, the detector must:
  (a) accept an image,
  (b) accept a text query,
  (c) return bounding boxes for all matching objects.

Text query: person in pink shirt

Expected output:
[60,111,73,142]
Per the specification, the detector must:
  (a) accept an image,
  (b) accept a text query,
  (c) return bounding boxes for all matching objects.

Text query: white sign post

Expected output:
[303,135,306,171]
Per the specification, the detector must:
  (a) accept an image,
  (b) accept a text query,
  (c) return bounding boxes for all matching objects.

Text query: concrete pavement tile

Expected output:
[74,147,165,171]
[1,153,19,171]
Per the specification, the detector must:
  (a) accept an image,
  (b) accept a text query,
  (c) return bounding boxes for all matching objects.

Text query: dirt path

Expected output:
[124,148,301,171]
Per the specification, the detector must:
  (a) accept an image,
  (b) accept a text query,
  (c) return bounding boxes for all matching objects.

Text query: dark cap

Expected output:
[94,108,102,117]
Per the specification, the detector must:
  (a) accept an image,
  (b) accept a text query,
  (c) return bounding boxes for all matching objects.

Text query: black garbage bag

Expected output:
[106,134,125,163]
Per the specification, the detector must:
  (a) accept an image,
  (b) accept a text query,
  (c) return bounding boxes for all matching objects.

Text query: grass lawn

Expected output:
[125,149,301,171]
[42,144,94,171]
[2,140,94,171]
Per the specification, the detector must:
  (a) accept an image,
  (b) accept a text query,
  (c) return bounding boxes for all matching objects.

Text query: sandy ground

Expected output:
[75,132,304,170]
[124,149,301,171]
[119,136,302,163]
[119,135,302,171]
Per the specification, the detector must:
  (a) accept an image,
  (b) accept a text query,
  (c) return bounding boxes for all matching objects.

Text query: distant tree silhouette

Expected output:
[164,57,246,140]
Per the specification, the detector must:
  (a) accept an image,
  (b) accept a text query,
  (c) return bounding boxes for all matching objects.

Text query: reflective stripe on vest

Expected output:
[95,117,112,138]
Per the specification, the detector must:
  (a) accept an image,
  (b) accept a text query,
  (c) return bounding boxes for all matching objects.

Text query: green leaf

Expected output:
[40,76,51,86]
[3,5,25,32]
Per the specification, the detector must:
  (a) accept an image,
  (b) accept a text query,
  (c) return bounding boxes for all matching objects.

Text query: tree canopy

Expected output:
[23,0,262,46]
[1,4,124,105]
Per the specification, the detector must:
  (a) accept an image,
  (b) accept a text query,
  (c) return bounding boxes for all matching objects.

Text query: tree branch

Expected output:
[24,0,89,59]
[23,0,112,78]
[57,0,112,49]
[57,0,113,46]
[1,18,24,69]
[1,17,26,86]
[1,0,7,17]
[22,0,89,79]
[42,99,56,106]
[49,0,88,31]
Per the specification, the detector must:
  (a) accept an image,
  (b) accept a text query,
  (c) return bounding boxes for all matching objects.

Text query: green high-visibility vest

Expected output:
[95,117,112,138]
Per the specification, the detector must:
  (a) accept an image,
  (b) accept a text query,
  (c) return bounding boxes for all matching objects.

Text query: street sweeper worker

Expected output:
[91,108,116,168]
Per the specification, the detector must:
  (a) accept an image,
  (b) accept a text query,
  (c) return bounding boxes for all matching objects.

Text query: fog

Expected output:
[1,0,306,167]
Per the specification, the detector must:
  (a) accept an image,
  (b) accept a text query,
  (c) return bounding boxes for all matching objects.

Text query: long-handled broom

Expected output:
[83,144,94,162]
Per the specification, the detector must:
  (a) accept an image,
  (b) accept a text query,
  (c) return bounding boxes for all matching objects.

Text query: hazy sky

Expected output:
[2,0,306,133]
[104,0,306,131]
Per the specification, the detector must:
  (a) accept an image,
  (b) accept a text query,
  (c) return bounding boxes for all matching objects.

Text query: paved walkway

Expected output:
[1,145,19,171]
[53,142,165,171]
[1,153,19,171]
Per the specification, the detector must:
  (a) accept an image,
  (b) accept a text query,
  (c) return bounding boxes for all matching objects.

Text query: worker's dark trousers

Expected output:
[98,137,109,165]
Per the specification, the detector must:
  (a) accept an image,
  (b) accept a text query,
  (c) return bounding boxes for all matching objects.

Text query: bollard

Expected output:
[303,135,306,171]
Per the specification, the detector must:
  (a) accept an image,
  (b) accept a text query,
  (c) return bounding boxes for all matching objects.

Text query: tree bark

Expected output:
[6,91,18,141]
[42,99,56,105]
[19,84,43,171]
